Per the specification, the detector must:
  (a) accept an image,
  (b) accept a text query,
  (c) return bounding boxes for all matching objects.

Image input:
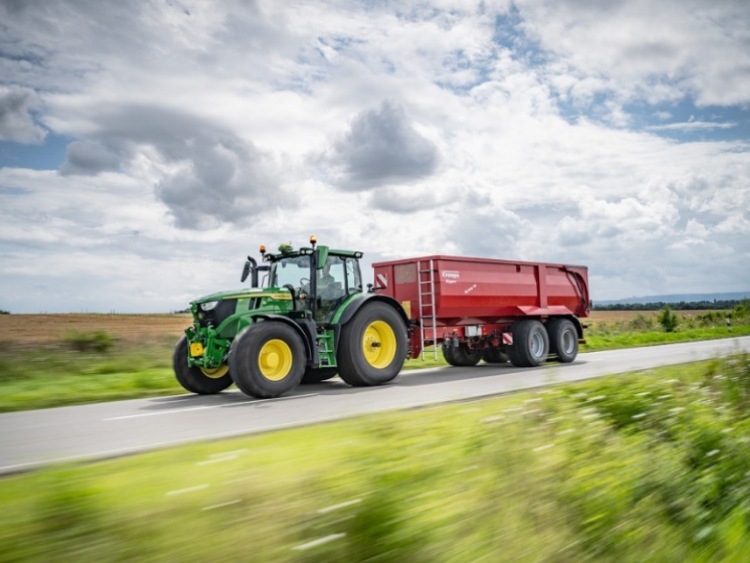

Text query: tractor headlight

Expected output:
[200,301,219,312]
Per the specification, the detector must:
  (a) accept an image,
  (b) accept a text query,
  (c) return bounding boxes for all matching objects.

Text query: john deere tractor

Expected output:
[173,236,409,399]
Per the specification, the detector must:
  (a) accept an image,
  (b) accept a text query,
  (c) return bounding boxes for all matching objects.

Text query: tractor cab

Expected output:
[254,238,364,322]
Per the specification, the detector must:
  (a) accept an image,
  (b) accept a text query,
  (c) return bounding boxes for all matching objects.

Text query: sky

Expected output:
[1,0,749,313]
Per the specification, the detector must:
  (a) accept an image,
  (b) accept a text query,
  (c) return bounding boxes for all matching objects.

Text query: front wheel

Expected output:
[173,336,233,394]
[229,322,305,398]
[337,302,407,387]
[508,319,549,367]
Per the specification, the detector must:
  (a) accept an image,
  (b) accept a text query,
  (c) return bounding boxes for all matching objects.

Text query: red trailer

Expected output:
[372,255,591,367]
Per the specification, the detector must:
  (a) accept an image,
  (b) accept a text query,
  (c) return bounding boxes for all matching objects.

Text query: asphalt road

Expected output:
[1,336,748,474]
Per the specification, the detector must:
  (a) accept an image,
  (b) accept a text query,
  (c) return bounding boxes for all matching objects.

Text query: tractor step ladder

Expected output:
[417,258,438,360]
[317,331,336,367]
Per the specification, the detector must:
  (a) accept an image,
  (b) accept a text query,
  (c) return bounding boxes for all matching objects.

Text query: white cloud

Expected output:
[0,0,748,312]
[647,121,736,132]
[0,86,46,143]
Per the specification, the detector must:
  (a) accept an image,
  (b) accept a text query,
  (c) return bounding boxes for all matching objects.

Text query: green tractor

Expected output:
[173,236,410,399]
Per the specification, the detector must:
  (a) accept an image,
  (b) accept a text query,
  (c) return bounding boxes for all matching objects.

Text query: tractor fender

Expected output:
[334,294,410,329]
[244,314,315,362]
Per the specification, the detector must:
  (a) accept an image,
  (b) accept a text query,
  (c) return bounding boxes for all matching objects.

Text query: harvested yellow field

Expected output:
[0,314,192,344]
[0,310,723,345]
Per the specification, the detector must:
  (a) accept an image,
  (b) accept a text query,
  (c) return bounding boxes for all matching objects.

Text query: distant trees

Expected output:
[593,299,748,312]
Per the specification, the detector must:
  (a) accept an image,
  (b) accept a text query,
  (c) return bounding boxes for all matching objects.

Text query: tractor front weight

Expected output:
[186,325,230,370]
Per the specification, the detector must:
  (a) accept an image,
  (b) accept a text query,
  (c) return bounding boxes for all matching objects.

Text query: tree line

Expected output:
[593,299,749,311]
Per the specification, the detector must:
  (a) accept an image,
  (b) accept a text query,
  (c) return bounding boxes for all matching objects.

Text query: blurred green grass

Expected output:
[0,319,747,412]
[2,355,749,560]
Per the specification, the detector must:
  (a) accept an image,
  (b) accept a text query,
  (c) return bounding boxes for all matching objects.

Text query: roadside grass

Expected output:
[2,355,749,560]
[0,317,747,413]
[582,324,750,351]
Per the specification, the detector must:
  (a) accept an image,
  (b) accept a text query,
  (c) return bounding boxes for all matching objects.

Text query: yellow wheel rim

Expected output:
[258,339,293,381]
[362,320,397,369]
[200,365,229,379]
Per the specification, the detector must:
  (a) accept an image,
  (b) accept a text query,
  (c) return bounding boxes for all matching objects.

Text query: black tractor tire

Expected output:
[508,319,549,367]
[442,344,459,366]
[445,343,482,367]
[547,318,579,363]
[337,301,407,387]
[229,322,305,398]
[173,336,233,394]
[301,367,338,384]
[482,347,509,364]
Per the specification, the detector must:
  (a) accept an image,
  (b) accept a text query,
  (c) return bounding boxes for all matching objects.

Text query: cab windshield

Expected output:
[270,255,311,289]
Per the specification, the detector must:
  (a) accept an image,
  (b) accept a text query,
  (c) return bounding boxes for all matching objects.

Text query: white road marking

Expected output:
[103,393,319,421]
[292,533,346,551]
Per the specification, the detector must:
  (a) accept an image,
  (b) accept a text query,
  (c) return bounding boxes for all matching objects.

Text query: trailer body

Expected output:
[372,255,590,365]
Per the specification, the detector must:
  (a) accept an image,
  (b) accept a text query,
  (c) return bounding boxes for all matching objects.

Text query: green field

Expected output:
[2,355,749,561]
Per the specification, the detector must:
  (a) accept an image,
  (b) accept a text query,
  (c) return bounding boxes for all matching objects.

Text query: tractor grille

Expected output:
[198,299,238,328]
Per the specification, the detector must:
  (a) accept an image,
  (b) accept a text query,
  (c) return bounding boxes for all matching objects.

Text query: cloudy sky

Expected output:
[1,0,749,313]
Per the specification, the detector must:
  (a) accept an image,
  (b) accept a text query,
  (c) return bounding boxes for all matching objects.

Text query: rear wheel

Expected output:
[229,322,305,398]
[482,348,508,364]
[547,318,578,363]
[337,302,407,386]
[508,320,549,367]
[173,336,233,394]
[301,367,338,384]
[443,343,481,366]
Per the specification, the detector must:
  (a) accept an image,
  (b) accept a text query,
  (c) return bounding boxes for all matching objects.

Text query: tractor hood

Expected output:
[192,287,293,306]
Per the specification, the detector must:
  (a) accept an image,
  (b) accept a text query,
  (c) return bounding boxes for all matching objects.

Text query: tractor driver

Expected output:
[318,262,335,289]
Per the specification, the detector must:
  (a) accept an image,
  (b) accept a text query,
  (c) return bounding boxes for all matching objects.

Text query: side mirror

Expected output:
[241,256,258,285]
[241,261,251,283]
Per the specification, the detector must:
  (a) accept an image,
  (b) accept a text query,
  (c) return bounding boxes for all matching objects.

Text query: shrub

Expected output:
[64,331,116,353]
[657,306,679,333]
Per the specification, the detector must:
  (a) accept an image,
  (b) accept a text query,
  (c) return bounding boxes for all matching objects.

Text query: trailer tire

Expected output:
[444,344,481,366]
[301,367,337,384]
[482,348,508,364]
[337,302,407,386]
[173,336,233,394]
[229,322,305,398]
[547,318,578,363]
[508,319,549,367]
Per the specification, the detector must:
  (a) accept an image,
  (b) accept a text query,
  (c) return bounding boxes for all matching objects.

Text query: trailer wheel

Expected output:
[229,322,305,398]
[173,336,233,394]
[508,320,549,367]
[443,344,481,366]
[301,367,337,384]
[337,302,407,386]
[547,318,578,363]
[482,348,508,364]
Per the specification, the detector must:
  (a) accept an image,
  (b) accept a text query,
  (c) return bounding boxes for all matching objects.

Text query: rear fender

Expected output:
[245,314,315,364]
[333,294,410,328]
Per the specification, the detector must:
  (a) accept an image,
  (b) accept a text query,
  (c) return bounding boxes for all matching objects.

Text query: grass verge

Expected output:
[0,322,747,413]
[2,355,749,560]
